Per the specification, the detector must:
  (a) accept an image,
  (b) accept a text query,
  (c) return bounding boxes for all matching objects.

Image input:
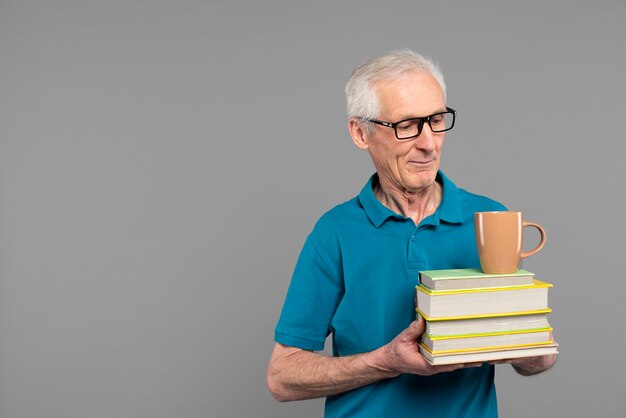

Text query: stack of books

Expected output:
[415,268,559,365]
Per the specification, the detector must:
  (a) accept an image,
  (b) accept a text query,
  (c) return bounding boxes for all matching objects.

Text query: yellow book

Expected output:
[415,279,553,320]
[423,312,551,336]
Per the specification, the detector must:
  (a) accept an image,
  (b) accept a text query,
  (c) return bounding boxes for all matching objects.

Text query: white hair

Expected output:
[345,49,446,133]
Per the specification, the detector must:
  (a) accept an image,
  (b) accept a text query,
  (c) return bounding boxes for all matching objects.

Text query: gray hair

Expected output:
[345,49,446,133]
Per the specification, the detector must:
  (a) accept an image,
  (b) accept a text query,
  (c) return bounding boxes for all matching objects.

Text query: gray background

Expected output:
[1,0,625,417]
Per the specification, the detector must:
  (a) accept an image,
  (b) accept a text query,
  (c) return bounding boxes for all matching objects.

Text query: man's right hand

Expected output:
[375,315,483,376]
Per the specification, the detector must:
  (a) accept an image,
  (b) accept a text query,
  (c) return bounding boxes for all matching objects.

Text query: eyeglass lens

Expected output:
[396,112,454,139]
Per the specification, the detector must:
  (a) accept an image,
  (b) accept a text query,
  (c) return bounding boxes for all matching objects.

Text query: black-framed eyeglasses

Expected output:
[362,107,456,140]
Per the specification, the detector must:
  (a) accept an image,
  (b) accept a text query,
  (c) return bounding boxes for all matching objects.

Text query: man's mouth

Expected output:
[408,159,434,166]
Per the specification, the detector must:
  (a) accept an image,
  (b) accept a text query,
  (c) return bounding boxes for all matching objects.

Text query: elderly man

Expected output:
[267,49,557,417]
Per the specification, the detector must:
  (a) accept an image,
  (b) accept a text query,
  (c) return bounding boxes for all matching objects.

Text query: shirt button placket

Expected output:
[406,226,427,274]
[408,226,422,262]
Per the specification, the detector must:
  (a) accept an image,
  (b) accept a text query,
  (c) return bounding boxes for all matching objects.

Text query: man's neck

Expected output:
[374,176,442,226]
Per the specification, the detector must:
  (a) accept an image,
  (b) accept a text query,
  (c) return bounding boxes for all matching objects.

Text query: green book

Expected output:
[419,341,558,366]
[419,268,535,291]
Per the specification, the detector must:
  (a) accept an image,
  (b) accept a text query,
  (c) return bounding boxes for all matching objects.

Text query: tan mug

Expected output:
[474,211,546,274]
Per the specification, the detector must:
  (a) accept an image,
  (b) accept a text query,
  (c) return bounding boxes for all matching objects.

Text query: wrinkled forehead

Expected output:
[373,71,446,118]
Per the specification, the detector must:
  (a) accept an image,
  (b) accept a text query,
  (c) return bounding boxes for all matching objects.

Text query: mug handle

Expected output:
[520,221,547,259]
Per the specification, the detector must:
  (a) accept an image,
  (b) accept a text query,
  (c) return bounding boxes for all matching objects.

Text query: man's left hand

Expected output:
[489,332,558,376]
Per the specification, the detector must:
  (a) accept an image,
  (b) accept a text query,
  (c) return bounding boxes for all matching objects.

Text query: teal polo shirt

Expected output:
[275,171,507,418]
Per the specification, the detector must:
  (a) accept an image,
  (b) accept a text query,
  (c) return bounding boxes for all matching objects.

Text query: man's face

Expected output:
[364,71,447,193]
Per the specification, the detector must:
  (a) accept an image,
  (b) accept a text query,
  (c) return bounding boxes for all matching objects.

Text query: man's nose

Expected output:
[414,125,437,150]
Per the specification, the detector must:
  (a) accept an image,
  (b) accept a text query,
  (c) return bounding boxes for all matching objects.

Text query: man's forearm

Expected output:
[267,320,475,402]
[267,344,399,402]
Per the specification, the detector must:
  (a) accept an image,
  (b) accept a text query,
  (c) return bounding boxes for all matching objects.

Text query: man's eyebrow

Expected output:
[398,108,448,120]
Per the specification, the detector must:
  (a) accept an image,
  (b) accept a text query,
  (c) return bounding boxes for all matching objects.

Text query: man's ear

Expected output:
[348,118,370,150]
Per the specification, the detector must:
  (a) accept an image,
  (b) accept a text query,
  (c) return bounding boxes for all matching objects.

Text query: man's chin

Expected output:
[404,170,438,191]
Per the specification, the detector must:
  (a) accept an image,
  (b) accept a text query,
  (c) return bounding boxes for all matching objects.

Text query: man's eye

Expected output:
[430,115,444,124]
[397,120,418,130]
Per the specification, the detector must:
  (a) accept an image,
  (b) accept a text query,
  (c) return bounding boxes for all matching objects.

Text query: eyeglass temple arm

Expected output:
[364,119,394,128]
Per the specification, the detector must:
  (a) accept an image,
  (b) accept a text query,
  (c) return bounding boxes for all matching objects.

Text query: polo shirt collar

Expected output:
[358,170,464,228]
[436,170,464,224]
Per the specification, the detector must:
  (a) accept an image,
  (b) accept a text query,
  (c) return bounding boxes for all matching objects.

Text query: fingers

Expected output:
[488,360,512,365]
[421,361,483,375]
[442,361,484,371]
[461,361,485,368]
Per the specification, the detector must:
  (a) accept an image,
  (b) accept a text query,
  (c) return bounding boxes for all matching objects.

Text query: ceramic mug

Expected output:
[474,211,546,274]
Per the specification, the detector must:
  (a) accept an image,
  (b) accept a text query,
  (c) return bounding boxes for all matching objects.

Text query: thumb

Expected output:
[405,316,425,339]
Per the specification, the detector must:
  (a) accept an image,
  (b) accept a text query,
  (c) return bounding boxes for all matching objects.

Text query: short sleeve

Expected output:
[274,221,344,351]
